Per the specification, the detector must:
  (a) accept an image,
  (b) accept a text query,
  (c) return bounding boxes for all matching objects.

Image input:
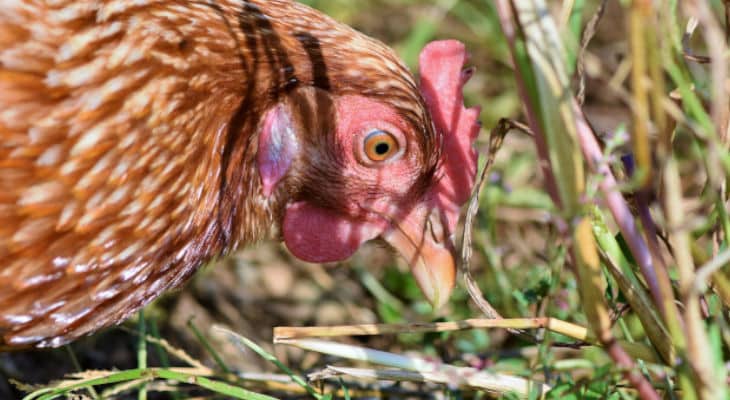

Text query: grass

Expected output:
[4,0,730,399]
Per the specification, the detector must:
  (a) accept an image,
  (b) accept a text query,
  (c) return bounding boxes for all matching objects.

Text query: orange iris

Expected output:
[363,130,399,162]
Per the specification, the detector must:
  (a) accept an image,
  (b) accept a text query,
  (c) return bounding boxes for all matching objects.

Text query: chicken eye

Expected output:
[363,130,399,162]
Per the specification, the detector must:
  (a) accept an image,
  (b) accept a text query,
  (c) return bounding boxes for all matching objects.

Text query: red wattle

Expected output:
[282,201,387,263]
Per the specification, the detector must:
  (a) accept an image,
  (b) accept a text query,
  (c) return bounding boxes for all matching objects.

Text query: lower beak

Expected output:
[382,205,456,309]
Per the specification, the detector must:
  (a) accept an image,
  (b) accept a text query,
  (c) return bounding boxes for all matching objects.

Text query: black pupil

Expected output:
[374,142,390,155]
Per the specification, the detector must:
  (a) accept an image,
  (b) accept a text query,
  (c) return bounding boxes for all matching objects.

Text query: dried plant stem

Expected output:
[629,0,653,188]
[664,156,725,400]
[320,366,548,399]
[628,4,679,343]
[648,8,669,149]
[276,337,551,398]
[64,346,101,400]
[627,0,687,367]
[683,0,729,147]
[680,3,729,199]
[118,326,208,370]
[461,118,510,320]
[693,248,730,295]
[576,0,608,105]
[276,318,589,341]
[274,318,658,362]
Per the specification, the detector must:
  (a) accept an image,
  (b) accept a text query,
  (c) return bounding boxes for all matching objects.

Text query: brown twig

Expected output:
[576,0,608,105]
[458,119,545,345]
[460,118,512,320]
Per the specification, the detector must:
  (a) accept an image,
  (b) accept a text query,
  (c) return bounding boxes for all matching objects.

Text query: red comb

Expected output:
[418,40,481,234]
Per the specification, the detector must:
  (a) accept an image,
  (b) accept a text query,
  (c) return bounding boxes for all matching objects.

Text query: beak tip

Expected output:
[380,206,457,312]
[421,267,455,311]
[426,293,450,311]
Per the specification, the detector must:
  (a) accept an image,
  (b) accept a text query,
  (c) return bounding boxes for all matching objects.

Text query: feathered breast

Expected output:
[0,0,266,347]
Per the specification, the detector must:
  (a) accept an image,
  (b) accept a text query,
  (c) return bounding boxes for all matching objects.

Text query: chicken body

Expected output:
[0,0,479,348]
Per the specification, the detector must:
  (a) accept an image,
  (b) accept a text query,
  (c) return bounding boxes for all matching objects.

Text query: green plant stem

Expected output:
[137,311,147,400]
[188,318,233,375]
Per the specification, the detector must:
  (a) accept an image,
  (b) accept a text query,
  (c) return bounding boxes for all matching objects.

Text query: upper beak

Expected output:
[382,204,456,309]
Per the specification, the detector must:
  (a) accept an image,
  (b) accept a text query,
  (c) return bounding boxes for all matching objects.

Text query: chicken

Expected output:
[0,0,480,349]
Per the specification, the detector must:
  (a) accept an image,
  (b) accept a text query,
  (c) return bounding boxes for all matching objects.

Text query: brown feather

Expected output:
[0,0,436,348]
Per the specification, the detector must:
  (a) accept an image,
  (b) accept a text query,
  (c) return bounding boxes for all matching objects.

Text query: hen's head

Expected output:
[258,40,480,308]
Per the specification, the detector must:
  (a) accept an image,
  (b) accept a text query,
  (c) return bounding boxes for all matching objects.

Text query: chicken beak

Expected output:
[382,205,456,309]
